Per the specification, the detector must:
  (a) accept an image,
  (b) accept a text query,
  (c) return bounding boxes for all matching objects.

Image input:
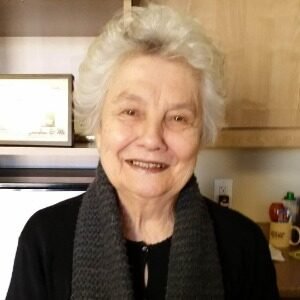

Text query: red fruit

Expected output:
[269,202,285,222]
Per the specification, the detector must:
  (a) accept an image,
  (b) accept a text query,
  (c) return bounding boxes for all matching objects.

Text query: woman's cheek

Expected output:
[167,131,200,160]
[106,121,138,150]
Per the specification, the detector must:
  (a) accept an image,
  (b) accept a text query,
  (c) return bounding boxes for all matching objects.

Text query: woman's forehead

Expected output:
[111,90,199,113]
[106,54,201,107]
[115,53,199,79]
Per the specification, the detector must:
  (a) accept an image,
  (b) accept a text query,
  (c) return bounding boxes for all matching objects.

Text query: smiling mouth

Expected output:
[126,159,168,171]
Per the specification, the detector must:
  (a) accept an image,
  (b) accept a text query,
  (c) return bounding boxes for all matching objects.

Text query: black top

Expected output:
[6,194,279,299]
[126,237,171,300]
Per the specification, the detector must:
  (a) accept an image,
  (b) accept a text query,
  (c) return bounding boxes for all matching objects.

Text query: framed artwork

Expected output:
[0,74,73,146]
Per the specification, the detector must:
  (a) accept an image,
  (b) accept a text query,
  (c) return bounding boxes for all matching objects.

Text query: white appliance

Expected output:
[0,189,84,300]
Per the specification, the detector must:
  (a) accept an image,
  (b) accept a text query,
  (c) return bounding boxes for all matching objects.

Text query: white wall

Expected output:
[196,149,300,222]
[1,37,300,223]
[0,37,93,76]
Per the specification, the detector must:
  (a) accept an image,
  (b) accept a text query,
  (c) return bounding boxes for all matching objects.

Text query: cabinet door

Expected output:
[0,0,123,36]
[146,0,300,147]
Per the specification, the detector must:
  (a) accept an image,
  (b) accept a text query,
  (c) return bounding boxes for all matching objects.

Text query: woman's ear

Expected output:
[95,122,102,154]
[96,133,101,149]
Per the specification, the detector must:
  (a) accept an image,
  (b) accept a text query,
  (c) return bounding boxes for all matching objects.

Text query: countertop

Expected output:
[259,223,300,299]
[274,250,300,299]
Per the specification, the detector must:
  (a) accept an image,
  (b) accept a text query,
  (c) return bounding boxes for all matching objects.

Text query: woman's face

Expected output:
[97,54,202,203]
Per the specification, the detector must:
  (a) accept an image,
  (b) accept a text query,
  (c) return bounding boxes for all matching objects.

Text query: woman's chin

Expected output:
[125,184,173,201]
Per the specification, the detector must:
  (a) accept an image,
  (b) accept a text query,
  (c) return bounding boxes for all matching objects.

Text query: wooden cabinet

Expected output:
[144,0,300,147]
[0,0,140,36]
[0,0,145,36]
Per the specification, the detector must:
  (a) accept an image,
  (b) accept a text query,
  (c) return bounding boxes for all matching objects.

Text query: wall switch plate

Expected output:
[214,179,233,207]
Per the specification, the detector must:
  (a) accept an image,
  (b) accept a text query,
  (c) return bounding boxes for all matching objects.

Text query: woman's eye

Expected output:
[123,109,136,116]
[173,115,186,122]
[166,113,195,130]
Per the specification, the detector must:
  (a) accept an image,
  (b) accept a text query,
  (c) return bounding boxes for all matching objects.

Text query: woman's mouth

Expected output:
[126,159,168,171]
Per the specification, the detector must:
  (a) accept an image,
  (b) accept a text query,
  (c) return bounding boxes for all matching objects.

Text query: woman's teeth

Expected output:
[129,160,167,169]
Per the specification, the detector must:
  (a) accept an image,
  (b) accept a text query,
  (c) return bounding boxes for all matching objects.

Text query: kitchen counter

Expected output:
[274,249,300,299]
[259,223,300,299]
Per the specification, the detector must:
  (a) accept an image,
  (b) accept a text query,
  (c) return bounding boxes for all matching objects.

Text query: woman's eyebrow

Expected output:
[168,99,199,113]
[170,102,196,111]
[112,91,198,112]
[113,91,144,104]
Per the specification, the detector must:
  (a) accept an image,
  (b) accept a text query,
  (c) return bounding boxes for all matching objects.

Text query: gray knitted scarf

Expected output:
[71,163,224,299]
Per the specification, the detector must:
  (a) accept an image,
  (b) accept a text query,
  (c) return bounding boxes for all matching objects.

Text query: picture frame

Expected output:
[0,74,73,147]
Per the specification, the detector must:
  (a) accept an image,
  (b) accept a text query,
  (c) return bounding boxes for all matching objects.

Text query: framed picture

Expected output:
[0,74,73,146]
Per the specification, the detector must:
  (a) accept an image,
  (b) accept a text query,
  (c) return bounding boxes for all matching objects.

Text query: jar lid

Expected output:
[284,191,296,201]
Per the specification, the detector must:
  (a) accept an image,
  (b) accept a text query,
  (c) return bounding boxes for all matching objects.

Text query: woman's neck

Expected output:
[118,193,176,244]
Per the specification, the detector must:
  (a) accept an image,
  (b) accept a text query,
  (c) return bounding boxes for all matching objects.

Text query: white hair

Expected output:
[74,4,225,145]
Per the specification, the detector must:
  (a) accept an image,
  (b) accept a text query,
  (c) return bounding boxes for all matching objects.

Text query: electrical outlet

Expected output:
[214,179,233,207]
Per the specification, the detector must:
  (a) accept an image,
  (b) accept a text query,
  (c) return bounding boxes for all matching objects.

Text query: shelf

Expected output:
[0,168,95,189]
[0,143,97,154]
[0,144,98,169]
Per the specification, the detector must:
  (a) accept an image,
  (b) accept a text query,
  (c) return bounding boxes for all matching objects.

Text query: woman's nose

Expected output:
[137,119,167,151]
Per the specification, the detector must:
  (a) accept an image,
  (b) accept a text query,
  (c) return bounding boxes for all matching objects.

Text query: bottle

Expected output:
[291,196,300,244]
[283,192,297,224]
[294,197,300,226]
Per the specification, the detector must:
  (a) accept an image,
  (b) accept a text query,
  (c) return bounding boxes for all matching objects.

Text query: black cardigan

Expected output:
[6,194,279,300]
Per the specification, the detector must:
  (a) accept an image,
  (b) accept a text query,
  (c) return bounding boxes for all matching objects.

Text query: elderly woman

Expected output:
[6,4,278,300]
